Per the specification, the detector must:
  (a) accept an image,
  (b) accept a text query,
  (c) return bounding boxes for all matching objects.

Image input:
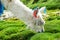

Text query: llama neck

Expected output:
[14,0,33,15]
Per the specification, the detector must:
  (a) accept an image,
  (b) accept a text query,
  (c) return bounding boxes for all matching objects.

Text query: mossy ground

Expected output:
[0,10,60,40]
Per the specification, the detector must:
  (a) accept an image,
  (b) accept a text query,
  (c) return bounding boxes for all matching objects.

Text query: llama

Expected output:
[1,0,45,32]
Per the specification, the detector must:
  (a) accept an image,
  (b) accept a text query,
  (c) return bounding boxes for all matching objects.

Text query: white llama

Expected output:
[1,0,45,32]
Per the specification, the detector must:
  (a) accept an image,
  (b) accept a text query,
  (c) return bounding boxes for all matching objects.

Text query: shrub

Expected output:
[56,16,60,20]
[1,27,25,35]
[45,20,60,33]
[30,33,55,40]
[45,11,60,21]
[53,33,60,40]
[21,0,60,9]
[0,18,35,40]
[0,30,35,40]
[0,19,26,31]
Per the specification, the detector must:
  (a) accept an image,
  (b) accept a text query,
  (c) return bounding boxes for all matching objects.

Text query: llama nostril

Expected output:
[38,21,45,25]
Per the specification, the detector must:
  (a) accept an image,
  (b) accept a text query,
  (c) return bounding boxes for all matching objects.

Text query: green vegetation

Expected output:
[30,33,55,40]
[0,10,60,40]
[45,20,60,33]
[0,19,35,40]
[0,0,60,40]
[21,0,60,9]
[0,19,60,40]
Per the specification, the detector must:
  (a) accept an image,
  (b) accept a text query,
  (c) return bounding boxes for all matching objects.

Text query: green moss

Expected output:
[21,0,60,9]
[0,30,35,40]
[45,20,60,33]
[30,33,55,40]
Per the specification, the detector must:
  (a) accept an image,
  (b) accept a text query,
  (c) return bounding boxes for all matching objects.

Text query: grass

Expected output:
[30,33,55,40]
[0,19,35,40]
[45,19,60,33]
[0,10,60,40]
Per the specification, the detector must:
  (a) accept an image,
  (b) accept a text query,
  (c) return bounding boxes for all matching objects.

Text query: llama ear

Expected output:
[44,7,46,14]
[39,7,46,14]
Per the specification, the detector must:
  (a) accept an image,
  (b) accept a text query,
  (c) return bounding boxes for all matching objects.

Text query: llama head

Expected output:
[34,7,46,18]
[34,9,45,25]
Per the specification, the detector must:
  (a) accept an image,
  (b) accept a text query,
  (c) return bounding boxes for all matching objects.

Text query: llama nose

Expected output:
[41,21,45,25]
[38,21,45,25]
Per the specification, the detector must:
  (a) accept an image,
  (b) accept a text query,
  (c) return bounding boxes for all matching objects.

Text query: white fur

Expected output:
[0,10,13,20]
[1,0,45,32]
[3,10,13,18]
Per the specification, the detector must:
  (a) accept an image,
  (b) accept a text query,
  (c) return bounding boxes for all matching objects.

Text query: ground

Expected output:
[0,10,60,40]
